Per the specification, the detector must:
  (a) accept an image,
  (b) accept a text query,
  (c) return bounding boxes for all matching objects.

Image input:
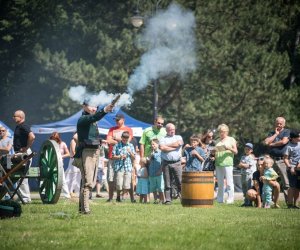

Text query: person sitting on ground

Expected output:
[246,155,280,208]
[183,135,206,172]
[283,129,300,209]
[0,126,13,158]
[112,131,136,203]
[238,143,257,207]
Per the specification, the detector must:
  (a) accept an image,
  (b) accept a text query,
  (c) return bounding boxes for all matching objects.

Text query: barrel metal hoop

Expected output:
[182,176,214,184]
[181,198,214,206]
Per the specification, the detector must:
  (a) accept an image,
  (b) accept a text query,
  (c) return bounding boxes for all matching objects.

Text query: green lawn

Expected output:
[0,198,299,250]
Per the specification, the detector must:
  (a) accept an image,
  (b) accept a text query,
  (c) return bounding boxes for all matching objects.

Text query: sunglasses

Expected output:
[0,130,6,132]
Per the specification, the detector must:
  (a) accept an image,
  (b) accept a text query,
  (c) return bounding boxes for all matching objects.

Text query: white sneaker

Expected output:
[226,199,234,204]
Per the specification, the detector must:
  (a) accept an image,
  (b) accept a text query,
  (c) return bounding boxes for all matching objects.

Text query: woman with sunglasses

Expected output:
[0,127,13,157]
[201,129,216,171]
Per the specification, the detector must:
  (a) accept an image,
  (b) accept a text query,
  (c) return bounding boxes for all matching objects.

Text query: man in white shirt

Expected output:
[159,123,183,205]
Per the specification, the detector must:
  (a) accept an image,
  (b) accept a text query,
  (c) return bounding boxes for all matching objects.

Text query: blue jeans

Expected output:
[262,183,272,204]
[241,172,253,205]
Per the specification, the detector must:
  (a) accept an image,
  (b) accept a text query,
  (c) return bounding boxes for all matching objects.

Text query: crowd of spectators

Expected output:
[1,109,299,212]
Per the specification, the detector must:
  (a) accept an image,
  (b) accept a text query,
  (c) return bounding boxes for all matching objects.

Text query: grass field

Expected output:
[0,197,299,250]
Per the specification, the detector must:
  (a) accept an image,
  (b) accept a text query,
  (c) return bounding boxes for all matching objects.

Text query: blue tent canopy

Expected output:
[30,108,151,174]
[31,108,151,137]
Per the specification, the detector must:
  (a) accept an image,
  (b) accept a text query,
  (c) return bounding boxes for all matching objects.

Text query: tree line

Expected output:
[0,0,299,154]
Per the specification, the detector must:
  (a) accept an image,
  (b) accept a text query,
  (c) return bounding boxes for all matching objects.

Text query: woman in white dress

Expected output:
[65,133,81,197]
[50,132,71,198]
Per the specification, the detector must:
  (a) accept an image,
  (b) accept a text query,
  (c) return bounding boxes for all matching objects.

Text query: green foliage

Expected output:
[175,1,296,143]
[0,0,299,148]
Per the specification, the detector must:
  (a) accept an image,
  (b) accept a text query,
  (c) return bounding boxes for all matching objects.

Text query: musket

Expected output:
[111,94,121,106]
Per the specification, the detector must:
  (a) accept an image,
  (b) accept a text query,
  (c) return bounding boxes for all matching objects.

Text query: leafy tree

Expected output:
[0,0,299,151]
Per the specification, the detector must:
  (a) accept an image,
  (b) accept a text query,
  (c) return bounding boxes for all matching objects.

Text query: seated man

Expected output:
[246,155,280,208]
[0,126,13,158]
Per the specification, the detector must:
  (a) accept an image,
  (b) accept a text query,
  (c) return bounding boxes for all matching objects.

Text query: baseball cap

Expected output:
[114,114,125,120]
[245,143,253,149]
[82,99,89,105]
[290,130,300,139]
[82,99,96,107]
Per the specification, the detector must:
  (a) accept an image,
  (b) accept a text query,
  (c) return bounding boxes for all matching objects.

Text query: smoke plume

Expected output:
[68,3,196,107]
[127,3,196,95]
[68,86,133,107]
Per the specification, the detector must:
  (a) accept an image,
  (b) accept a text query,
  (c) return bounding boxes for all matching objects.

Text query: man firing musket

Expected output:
[72,94,119,215]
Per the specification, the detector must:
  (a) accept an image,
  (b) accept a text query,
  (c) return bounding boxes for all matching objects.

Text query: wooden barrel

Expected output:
[181,171,214,208]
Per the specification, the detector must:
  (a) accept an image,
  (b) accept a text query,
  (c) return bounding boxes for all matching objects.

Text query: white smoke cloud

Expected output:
[127,3,197,95]
[68,3,196,107]
[68,86,133,107]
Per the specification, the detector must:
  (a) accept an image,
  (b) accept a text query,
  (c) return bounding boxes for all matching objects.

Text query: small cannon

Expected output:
[0,140,64,204]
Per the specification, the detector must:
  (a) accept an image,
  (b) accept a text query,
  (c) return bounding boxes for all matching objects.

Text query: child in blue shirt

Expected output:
[148,139,165,204]
[260,157,278,208]
[112,131,135,202]
[238,143,257,206]
[184,135,206,172]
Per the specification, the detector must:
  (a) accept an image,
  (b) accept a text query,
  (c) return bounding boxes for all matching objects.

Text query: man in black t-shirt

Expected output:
[13,110,35,203]
[264,117,290,204]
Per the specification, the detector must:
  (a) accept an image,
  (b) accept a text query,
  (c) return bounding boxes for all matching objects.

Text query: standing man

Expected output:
[12,110,35,203]
[0,126,13,157]
[139,115,166,160]
[264,116,290,203]
[159,123,183,205]
[139,115,166,201]
[74,101,113,214]
[106,113,133,202]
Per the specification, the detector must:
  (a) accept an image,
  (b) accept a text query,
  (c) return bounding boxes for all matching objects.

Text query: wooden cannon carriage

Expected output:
[0,140,64,204]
